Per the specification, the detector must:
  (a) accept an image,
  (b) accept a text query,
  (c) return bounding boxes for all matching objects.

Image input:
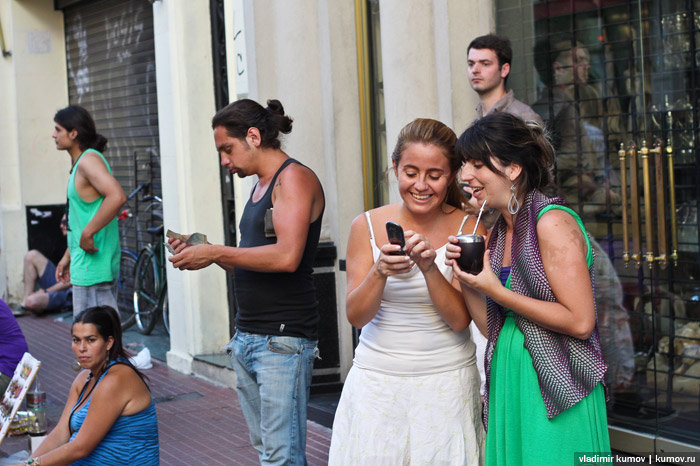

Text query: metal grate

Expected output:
[63,0,161,255]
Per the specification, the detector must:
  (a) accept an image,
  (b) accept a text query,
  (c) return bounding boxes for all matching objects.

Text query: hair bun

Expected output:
[266,99,285,116]
[266,99,293,134]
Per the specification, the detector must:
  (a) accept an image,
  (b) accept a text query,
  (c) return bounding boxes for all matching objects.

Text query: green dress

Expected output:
[485,206,611,466]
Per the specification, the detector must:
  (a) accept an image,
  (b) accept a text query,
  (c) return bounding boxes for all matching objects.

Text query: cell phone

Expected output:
[385,221,405,255]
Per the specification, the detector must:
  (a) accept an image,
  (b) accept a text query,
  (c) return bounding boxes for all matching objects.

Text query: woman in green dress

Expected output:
[446,112,610,466]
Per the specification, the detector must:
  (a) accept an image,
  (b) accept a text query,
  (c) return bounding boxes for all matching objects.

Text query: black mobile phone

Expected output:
[385,221,405,255]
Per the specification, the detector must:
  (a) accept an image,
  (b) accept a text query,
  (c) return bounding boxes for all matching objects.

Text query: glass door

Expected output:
[496,0,700,452]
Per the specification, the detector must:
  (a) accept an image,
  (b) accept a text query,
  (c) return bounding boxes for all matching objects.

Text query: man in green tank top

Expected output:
[53,106,126,317]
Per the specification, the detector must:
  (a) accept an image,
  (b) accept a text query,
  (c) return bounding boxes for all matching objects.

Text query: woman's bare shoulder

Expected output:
[70,370,91,391]
[98,363,144,389]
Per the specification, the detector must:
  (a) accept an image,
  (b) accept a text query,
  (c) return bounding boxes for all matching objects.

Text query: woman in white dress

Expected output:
[329,118,485,466]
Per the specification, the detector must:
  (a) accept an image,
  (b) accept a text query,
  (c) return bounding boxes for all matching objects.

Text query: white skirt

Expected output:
[328,364,485,466]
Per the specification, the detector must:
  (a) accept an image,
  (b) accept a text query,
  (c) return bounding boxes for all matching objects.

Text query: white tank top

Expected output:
[352,212,477,376]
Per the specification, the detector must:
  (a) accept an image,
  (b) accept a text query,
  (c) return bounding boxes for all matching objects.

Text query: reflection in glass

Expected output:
[496,0,700,449]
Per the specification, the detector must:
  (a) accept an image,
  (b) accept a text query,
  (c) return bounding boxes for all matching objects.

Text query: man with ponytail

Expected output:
[169,98,325,466]
[53,105,126,317]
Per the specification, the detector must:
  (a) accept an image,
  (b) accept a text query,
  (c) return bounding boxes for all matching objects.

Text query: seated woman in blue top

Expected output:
[22,306,159,466]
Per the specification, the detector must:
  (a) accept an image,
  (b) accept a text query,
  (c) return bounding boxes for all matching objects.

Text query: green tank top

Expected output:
[67,149,120,286]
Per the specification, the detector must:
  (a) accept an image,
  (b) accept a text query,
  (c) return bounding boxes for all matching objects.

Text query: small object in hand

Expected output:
[185,232,209,245]
[166,229,210,246]
[456,234,485,274]
[385,221,406,255]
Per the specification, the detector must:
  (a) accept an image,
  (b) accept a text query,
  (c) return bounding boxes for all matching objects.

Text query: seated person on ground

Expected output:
[21,214,72,314]
[18,306,159,466]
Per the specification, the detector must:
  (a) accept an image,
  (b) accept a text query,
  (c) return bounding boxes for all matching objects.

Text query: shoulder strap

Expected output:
[74,149,113,175]
[457,214,470,235]
[68,362,114,435]
[270,158,296,187]
[364,211,375,242]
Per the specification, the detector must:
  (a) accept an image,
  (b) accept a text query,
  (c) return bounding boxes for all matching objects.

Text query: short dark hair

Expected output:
[211,99,293,150]
[456,112,555,195]
[468,33,512,68]
[54,105,108,153]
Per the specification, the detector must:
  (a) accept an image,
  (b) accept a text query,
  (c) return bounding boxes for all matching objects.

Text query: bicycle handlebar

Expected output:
[126,182,151,201]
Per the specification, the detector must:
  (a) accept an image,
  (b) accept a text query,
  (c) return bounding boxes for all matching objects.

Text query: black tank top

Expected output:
[233,158,324,340]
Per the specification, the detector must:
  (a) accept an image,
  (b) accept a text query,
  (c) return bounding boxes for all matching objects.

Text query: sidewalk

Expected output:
[2,314,331,465]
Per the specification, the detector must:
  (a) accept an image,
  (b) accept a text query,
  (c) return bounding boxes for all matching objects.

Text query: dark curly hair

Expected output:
[211,99,293,150]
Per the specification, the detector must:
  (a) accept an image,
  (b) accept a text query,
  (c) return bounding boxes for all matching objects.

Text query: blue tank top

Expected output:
[233,158,324,340]
[69,362,159,465]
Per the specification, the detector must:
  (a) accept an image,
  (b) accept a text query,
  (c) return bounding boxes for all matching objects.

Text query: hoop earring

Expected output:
[72,360,82,372]
[508,184,520,215]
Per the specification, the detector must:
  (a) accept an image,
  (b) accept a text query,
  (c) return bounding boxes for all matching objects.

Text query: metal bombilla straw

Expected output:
[472,199,488,235]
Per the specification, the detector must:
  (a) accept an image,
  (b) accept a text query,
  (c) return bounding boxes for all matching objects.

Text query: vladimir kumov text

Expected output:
[576,452,699,464]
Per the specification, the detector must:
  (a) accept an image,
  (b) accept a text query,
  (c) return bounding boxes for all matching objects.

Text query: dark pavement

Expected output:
[1,314,331,465]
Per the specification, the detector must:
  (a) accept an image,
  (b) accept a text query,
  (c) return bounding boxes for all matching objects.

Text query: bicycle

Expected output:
[132,196,169,335]
[116,183,161,330]
[116,249,138,330]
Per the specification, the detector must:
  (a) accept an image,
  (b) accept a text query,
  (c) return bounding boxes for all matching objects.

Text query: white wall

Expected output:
[153,1,230,373]
[0,0,68,302]
[238,0,365,377]
[379,0,492,202]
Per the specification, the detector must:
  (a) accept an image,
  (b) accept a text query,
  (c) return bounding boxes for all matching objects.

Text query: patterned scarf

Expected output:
[482,190,607,429]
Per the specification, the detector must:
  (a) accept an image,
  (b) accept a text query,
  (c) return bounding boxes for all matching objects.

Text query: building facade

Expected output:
[1,0,698,458]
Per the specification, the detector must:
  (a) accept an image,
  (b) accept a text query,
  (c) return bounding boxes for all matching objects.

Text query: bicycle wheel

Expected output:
[133,249,160,335]
[159,284,169,335]
[117,250,138,330]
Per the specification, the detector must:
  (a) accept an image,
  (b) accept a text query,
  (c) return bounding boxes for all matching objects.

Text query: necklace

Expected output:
[69,158,79,174]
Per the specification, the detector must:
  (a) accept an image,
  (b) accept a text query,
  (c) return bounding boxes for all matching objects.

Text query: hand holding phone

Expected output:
[385,221,406,255]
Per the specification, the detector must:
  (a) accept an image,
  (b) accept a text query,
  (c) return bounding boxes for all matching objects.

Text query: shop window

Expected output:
[496,0,700,451]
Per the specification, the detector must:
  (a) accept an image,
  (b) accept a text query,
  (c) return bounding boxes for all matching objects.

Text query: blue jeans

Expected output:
[226,331,317,466]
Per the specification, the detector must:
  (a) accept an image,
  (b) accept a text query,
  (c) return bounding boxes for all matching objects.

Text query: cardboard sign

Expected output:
[0,353,41,446]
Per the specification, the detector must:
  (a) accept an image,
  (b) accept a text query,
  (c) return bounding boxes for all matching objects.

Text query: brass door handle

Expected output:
[666,140,678,266]
[622,139,677,269]
[618,143,630,265]
[651,140,667,267]
[628,143,642,267]
[640,141,655,269]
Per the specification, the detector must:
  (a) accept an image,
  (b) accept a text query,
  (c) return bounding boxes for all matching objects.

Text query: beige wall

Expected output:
[152,1,230,373]
[240,0,365,376]
[0,0,68,302]
[379,0,493,202]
